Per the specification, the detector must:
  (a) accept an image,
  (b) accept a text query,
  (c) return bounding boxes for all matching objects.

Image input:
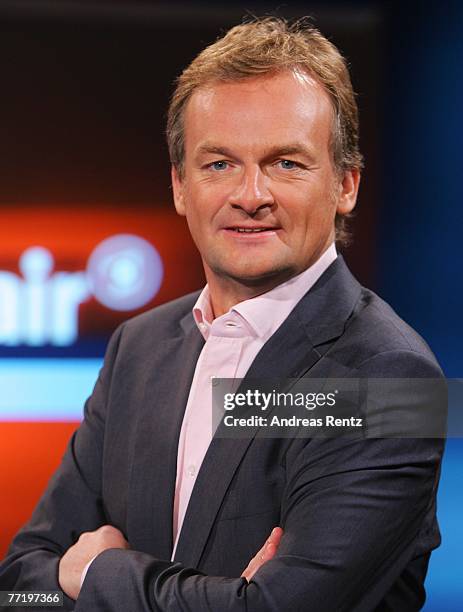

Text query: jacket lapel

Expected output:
[174,256,362,567]
[127,315,204,560]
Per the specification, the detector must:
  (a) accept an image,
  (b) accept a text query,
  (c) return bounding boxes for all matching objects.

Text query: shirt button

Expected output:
[187,465,196,477]
[225,321,238,327]
[210,376,219,386]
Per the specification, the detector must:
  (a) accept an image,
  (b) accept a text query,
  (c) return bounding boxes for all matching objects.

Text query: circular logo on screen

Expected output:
[86,234,163,311]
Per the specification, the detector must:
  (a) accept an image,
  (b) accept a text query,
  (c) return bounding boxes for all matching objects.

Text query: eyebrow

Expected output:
[194,144,235,160]
[265,145,316,163]
[194,142,317,164]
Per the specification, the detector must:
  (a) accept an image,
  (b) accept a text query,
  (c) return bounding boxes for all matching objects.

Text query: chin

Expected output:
[218,265,295,287]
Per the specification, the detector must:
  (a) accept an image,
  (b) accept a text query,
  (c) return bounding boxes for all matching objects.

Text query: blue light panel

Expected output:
[0,359,102,421]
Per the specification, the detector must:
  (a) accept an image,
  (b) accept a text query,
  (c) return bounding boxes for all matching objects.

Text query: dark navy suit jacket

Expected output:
[0,257,445,611]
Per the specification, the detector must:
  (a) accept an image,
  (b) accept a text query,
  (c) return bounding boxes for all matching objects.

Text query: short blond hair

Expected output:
[166,17,363,244]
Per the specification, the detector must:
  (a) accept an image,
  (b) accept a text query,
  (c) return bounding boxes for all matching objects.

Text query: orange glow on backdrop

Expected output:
[0,205,205,336]
[0,422,79,558]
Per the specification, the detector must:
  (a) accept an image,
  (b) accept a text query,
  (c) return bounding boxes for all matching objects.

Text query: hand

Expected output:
[58,525,129,601]
[240,526,283,582]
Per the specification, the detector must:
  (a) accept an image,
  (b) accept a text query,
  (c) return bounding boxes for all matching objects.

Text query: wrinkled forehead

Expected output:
[186,67,331,112]
[183,70,335,157]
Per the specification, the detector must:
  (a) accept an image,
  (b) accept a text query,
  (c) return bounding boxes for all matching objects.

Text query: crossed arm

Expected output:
[2,431,443,611]
[58,524,283,601]
[0,326,445,611]
[66,435,442,612]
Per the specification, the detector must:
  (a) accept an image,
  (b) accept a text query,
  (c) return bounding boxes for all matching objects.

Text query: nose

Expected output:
[228,166,274,215]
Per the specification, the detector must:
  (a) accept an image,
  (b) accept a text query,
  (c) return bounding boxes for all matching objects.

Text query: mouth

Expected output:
[224,226,280,234]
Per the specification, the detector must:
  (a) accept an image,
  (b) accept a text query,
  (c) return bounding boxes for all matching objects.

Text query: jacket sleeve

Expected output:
[73,350,445,612]
[0,324,125,611]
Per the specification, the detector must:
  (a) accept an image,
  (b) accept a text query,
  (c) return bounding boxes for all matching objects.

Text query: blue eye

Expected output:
[279,159,297,170]
[211,161,228,171]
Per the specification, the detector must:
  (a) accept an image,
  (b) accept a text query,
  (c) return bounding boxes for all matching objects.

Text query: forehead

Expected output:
[183,70,334,155]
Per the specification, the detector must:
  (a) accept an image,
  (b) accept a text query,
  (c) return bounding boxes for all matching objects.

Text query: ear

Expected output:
[336,168,361,215]
[171,165,186,216]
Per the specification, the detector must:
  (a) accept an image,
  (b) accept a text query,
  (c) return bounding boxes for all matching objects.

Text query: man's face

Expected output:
[172,70,359,288]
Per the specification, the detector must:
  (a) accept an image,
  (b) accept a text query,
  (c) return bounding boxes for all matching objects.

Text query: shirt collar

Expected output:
[193,243,337,341]
[193,286,214,339]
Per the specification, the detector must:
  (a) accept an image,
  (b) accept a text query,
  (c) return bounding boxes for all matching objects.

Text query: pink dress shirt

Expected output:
[171,243,337,558]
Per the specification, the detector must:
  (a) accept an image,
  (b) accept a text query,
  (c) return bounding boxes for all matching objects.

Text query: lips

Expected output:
[225,226,280,233]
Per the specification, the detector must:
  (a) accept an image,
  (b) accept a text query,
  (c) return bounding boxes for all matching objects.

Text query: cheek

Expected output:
[275,188,317,223]
[182,192,218,246]
[281,190,337,235]
[189,201,230,240]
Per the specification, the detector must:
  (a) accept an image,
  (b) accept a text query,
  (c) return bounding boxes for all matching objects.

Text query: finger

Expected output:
[267,526,283,547]
[240,544,272,582]
[96,525,130,547]
[76,525,129,554]
[241,547,263,581]
[241,528,283,581]
[255,526,283,561]
[97,525,125,537]
[262,541,277,561]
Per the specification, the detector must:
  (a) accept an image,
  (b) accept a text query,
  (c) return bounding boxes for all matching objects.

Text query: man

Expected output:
[1,17,444,611]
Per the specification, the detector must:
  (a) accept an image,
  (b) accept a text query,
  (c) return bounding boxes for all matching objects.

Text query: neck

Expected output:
[203,242,336,318]
[205,269,297,318]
